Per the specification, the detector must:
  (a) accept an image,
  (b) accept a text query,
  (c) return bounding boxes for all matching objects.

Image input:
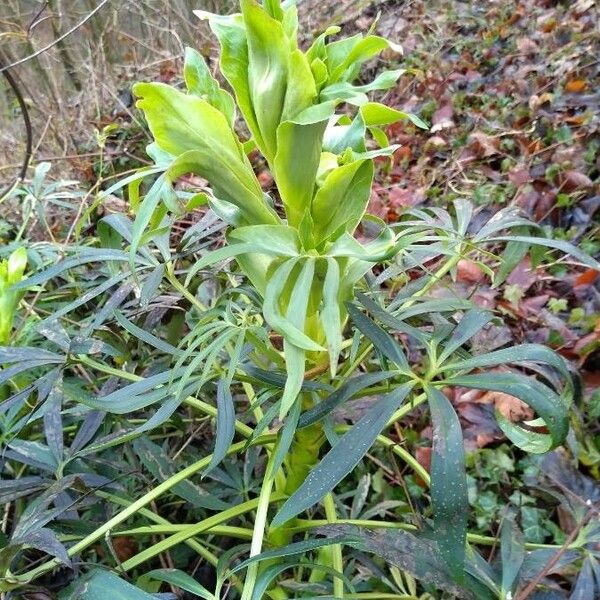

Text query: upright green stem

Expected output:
[241,446,279,600]
[323,493,344,598]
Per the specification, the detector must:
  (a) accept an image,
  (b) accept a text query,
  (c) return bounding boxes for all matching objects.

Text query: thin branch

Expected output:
[0,62,32,201]
[0,0,111,73]
[515,505,598,600]
[27,0,50,35]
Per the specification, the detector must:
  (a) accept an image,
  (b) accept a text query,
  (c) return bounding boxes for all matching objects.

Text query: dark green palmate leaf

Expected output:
[132,436,227,510]
[204,380,236,477]
[231,534,354,574]
[346,302,410,372]
[298,370,397,428]
[272,382,414,526]
[437,308,493,363]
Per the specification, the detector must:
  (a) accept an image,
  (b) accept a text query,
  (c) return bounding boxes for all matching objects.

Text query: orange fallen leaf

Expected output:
[394,145,411,161]
[574,269,599,287]
[257,171,273,189]
[565,79,587,93]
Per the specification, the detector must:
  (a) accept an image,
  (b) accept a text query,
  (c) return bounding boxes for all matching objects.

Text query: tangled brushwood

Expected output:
[1,1,599,599]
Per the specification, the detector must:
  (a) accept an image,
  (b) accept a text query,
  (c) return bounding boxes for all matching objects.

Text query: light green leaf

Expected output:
[263,259,324,352]
[184,46,235,125]
[228,224,301,255]
[241,0,289,162]
[361,102,428,129]
[312,159,373,243]
[328,35,400,83]
[321,257,343,375]
[274,116,326,230]
[320,69,405,105]
[280,258,316,417]
[134,84,279,227]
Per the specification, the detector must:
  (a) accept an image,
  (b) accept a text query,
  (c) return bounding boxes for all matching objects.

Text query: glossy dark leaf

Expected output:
[59,569,156,600]
[272,382,414,526]
[205,380,236,476]
[438,309,493,363]
[444,373,569,453]
[12,527,71,567]
[355,291,428,344]
[137,568,213,599]
[231,534,354,574]
[298,370,397,428]
[346,302,410,372]
[43,378,64,465]
[425,385,468,583]
[317,524,476,599]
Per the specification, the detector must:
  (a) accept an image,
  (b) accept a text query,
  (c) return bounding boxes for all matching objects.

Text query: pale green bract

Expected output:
[133,0,424,416]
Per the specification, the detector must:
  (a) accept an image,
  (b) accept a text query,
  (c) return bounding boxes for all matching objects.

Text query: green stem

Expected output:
[241,445,279,600]
[96,491,244,593]
[323,493,344,598]
[166,262,206,312]
[292,519,565,550]
[122,492,285,572]
[112,524,253,539]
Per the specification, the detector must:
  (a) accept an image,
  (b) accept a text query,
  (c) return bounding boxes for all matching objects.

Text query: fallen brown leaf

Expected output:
[479,390,535,422]
[559,170,593,192]
[457,259,486,283]
[430,103,454,133]
[468,131,500,158]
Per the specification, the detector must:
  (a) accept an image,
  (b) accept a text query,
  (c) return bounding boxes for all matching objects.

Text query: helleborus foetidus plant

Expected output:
[131,0,425,418]
[3,1,600,598]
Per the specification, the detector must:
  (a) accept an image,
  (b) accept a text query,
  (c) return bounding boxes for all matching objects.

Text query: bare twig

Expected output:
[515,505,598,600]
[26,0,50,35]
[0,0,111,73]
[0,61,32,201]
